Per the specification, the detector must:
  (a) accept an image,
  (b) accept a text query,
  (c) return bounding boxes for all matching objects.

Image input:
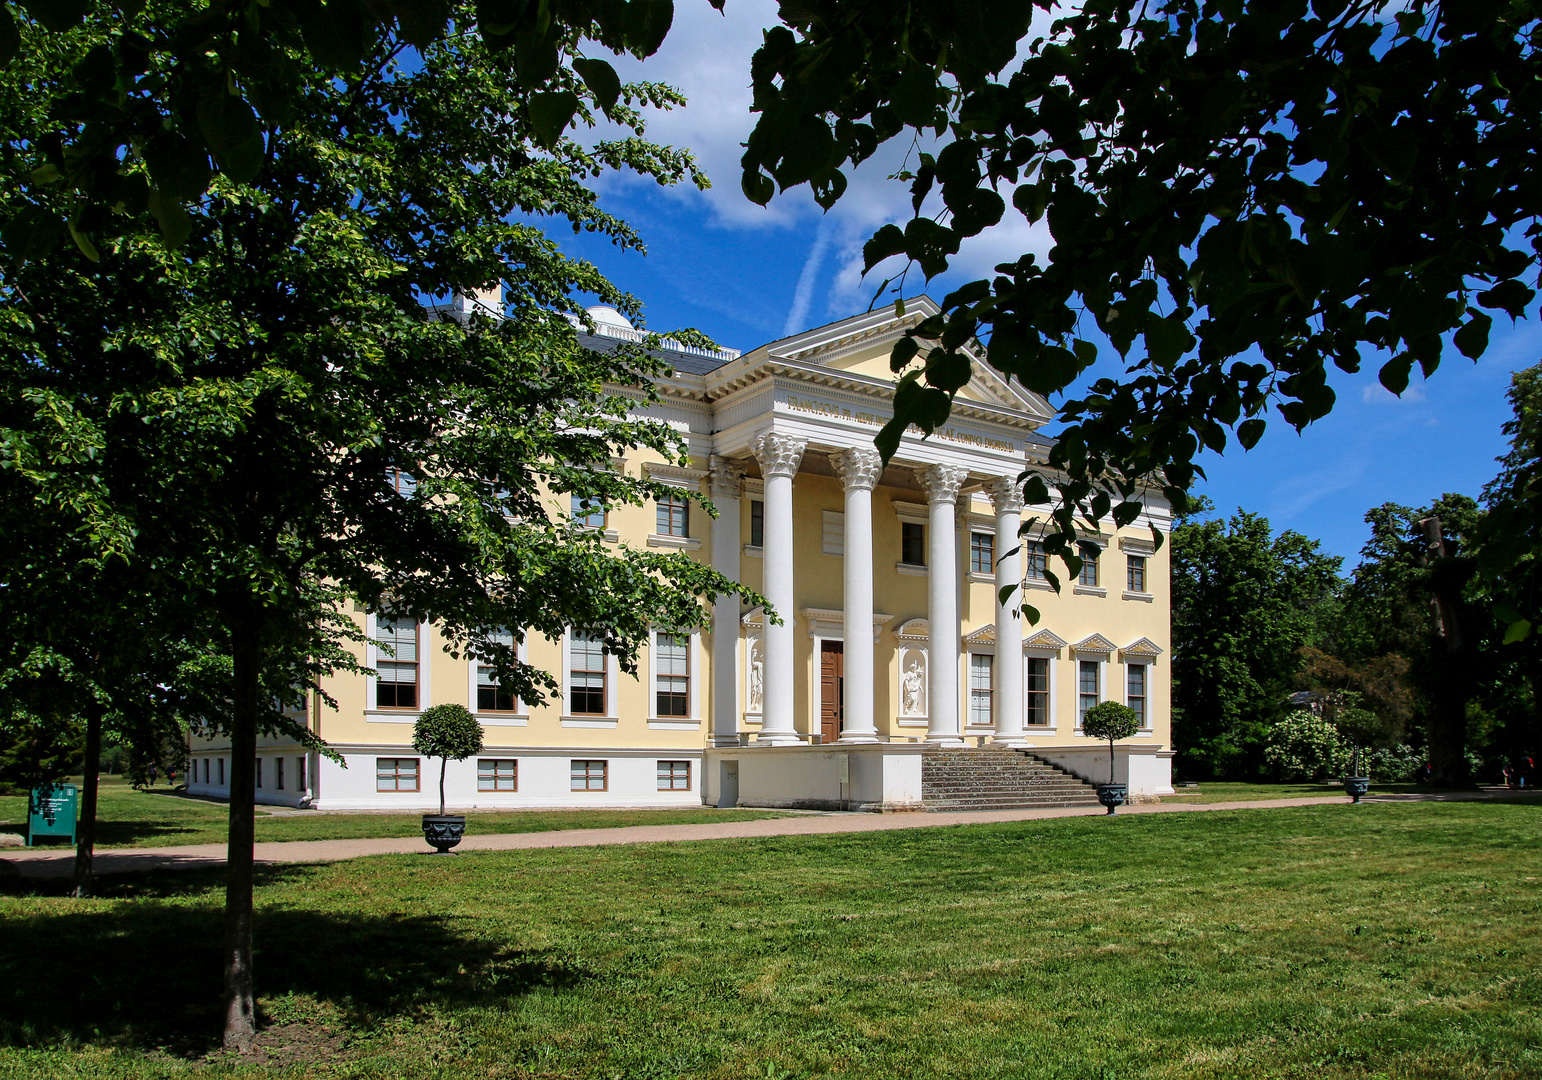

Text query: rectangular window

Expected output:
[477,626,518,713]
[655,633,690,718]
[1127,665,1147,726]
[658,760,691,791]
[1078,544,1100,587]
[275,757,285,791]
[296,756,306,792]
[1025,541,1048,581]
[901,521,926,566]
[750,500,765,546]
[569,632,607,716]
[969,653,994,727]
[376,757,420,792]
[571,492,606,529]
[571,759,608,791]
[1079,660,1100,722]
[255,757,262,788]
[1127,554,1147,593]
[477,758,518,792]
[1026,657,1050,726]
[203,758,210,784]
[822,510,845,556]
[218,758,225,786]
[970,531,995,575]
[375,615,419,709]
[656,491,688,537]
[388,467,417,497]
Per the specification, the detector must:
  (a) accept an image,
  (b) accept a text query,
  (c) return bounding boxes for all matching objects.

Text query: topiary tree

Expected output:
[1082,702,1140,786]
[412,705,484,817]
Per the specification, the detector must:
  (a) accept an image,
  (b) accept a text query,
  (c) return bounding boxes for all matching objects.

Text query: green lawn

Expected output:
[1160,781,1433,803]
[0,775,789,849]
[0,800,1538,1078]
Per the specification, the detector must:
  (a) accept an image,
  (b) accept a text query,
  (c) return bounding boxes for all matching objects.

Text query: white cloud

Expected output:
[1360,382,1428,405]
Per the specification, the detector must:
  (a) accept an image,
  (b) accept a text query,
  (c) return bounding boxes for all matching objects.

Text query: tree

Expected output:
[413,704,484,817]
[2,4,755,1051]
[1170,500,1342,779]
[1081,700,1139,785]
[738,0,1542,572]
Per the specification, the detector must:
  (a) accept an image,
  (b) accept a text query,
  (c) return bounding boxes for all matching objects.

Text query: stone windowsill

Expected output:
[648,718,702,730]
[1023,578,1055,591]
[966,570,994,584]
[1123,590,1155,603]
[475,713,528,727]
[896,562,928,577]
[647,533,702,551]
[561,716,618,728]
[743,544,764,558]
[1073,584,1108,597]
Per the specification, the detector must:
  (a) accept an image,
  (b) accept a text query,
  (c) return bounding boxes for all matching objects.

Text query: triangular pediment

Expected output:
[765,298,1053,420]
[1121,637,1164,659]
[963,624,996,645]
[1024,628,1067,652]
[1072,633,1117,655]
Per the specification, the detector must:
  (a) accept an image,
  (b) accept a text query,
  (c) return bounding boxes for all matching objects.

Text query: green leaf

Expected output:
[1476,279,1534,319]
[527,90,580,148]
[148,187,192,249]
[1452,310,1491,360]
[1144,316,1194,367]
[889,335,920,370]
[66,216,98,261]
[625,0,674,57]
[390,0,450,47]
[864,223,905,272]
[300,0,374,72]
[0,4,20,63]
[195,83,266,184]
[1378,355,1412,396]
[18,0,89,32]
[890,66,941,128]
[142,132,213,202]
[573,58,621,113]
[1502,618,1532,645]
[1237,417,1266,450]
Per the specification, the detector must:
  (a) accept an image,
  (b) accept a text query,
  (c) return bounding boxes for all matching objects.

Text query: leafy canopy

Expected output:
[413,704,485,763]
[1082,700,1139,744]
[740,0,1542,573]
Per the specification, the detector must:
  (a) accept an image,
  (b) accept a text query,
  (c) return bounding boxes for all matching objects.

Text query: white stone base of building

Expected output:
[186,747,706,812]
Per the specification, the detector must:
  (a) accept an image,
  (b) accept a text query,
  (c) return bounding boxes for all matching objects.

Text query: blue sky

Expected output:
[559,0,1537,568]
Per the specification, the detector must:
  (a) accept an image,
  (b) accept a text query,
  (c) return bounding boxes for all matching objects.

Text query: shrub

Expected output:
[1365,743,1425,783]
[413,704,484,816]
[1262,712,1351,781]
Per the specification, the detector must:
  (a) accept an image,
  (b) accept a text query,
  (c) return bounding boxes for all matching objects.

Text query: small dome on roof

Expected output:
[586,304,633,329]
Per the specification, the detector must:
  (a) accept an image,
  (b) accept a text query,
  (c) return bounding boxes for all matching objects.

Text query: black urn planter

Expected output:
[1344,777,1371,804]
[421,814,466,853]
[1096,783,1128,815]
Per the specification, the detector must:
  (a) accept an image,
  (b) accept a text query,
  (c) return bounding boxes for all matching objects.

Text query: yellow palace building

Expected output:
[188,298,1174,811]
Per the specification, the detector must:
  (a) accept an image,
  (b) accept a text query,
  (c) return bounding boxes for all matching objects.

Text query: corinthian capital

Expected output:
[917,463,969,506]
[986,475,1026,514]
[708,455,744,501]
[831,446,883,492]
[751,432,806,480]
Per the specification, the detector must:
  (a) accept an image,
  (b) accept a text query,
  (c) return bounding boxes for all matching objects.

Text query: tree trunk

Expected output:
[439,756,447,817]
[1108,741,1115,786]
[72,703,104,899]
[223,616,261,1052]
[1419,517,1472,787]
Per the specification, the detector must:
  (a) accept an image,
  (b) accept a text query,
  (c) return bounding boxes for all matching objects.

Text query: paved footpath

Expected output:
[2,789,1536,881]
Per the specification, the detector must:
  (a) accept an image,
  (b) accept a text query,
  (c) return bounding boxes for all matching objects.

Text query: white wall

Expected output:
[704,745,926,812]
[1031,745,1175,796]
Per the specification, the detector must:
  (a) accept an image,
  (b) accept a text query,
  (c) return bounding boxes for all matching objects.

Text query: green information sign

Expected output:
[27,783,78,847]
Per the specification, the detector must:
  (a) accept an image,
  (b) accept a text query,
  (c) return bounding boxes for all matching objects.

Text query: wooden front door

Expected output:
[820,642,844,744]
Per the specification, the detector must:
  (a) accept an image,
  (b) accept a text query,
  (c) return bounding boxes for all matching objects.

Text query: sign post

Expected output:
[26,783,79,847]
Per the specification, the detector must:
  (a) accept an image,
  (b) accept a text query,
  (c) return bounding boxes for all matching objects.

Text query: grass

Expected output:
[0,800,1538,1078]
[0,775,790,849]
[1161,781,1433,804]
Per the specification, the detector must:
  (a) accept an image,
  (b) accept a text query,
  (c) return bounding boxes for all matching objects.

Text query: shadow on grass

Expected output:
[0,867,590,1055]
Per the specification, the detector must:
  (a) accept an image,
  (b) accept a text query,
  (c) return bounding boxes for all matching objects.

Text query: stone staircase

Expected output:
[921,746,1102,811]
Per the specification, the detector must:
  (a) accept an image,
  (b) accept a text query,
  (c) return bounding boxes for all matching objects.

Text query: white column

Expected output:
[831,447,882,744]
[708,456,744,748]
[918,463,968,745]
[751,432,805,745]
[988,476,1027,747]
